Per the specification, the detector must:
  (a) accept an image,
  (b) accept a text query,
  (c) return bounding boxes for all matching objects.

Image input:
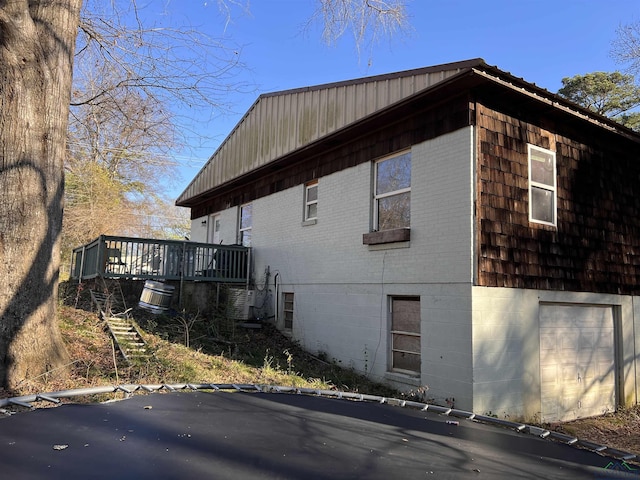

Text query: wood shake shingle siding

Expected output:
[476,102,640,294]
[177,60,483,207]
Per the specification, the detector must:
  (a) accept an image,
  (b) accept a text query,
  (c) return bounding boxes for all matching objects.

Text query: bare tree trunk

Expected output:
[0,0,82,390]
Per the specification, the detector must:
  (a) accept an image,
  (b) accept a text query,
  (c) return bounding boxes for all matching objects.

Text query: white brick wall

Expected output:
[192,127,478,403]
[247,127,476,401]
[190,218,208,243]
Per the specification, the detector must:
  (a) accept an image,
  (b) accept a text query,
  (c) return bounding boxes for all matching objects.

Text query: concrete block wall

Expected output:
[471,286,639,421]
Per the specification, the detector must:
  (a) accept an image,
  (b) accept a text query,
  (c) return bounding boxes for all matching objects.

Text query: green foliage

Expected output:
[557,71,640,130]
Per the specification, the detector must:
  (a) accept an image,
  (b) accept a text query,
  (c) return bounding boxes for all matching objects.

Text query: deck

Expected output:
[70,235,251,284]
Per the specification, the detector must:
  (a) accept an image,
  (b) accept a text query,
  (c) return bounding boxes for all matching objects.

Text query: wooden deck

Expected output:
[71,235,250,284]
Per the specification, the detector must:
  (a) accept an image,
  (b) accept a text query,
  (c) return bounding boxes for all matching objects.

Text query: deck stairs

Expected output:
[90,281,149,364]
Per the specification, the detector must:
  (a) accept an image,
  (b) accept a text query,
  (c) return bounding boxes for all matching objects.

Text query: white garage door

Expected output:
[539,304,616,423]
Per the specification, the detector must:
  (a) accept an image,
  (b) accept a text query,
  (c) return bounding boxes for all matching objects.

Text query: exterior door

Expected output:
[209,214,221,244]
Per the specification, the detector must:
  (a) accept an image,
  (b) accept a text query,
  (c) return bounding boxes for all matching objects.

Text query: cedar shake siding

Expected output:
[476,101,640,294]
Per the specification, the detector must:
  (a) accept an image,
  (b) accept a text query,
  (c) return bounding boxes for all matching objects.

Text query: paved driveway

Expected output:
[0,391,636,479]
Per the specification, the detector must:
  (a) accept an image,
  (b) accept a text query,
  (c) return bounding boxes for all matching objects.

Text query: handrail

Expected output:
[70,235,250,284]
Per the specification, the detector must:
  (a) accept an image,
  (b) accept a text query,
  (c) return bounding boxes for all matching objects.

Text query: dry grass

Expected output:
[1,304,396,401]
[551,406,640,457]
[53,305,334,391]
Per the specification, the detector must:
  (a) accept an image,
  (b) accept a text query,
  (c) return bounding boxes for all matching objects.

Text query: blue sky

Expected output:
[147,0,640,198]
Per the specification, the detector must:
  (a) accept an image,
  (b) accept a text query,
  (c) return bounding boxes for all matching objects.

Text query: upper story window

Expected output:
[304,181,318,222]
[374,151,411,231]
[528,145,556,226]
[239,203,252,246]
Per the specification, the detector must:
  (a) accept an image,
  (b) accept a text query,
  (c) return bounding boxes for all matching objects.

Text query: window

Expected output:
[239,203,252,247]
[304,181,318,221]
[283,292,294,330]
[528,145,556,226]
[390,297,420,375]
[375,151,411,231]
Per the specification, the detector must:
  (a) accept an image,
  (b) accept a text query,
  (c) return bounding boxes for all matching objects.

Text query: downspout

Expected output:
[634,295,639,405]
[274,272,280,327]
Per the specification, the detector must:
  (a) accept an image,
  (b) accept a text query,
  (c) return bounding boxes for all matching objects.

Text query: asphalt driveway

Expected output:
[0,390,636,479]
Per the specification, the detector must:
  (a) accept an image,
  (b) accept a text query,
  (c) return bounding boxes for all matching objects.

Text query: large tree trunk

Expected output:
[0,1,82,390]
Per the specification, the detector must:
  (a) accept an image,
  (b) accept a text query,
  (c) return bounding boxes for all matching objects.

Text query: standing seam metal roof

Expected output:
[176,58,488,205]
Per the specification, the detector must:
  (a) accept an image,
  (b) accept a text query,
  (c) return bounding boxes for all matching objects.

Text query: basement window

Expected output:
[389,296,421,375]
[283,292,294,330]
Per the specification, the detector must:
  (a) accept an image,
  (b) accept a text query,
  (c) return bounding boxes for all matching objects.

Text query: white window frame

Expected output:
[304,181,318,222]
[389,296,421,376]
[374,151,411,231]
[528,144,557,227]
[238,203,252,246]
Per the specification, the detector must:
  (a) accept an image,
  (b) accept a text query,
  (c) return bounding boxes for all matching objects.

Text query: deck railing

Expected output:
[71,235,250,283]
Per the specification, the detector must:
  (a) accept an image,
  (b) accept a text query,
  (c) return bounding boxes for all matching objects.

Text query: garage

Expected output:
[539,304,616,422]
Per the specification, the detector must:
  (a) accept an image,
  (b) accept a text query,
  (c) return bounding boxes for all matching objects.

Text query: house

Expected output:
[176,59,640,422]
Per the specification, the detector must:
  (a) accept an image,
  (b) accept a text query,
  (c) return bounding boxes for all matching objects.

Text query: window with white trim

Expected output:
[304,181,318,221]
[528,145,557,226]
[375,151,411,231]
[239,203,252,247]
[390,296,421,375]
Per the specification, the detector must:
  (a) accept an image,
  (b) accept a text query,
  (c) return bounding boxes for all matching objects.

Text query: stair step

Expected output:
[91,285,150,365]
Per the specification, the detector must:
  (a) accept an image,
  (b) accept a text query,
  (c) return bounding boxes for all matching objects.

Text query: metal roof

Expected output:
[176,58,488,206]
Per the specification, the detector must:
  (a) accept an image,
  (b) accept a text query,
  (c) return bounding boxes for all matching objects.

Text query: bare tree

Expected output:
[311,0,409,59]
[0,0,82,390]
[74,0,248,127]
[61,0,246,263]
[612,21,640,73]
[63,63,184,264]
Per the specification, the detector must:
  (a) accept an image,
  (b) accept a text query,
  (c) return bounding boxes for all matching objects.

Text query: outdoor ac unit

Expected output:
[228,288,253,320]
